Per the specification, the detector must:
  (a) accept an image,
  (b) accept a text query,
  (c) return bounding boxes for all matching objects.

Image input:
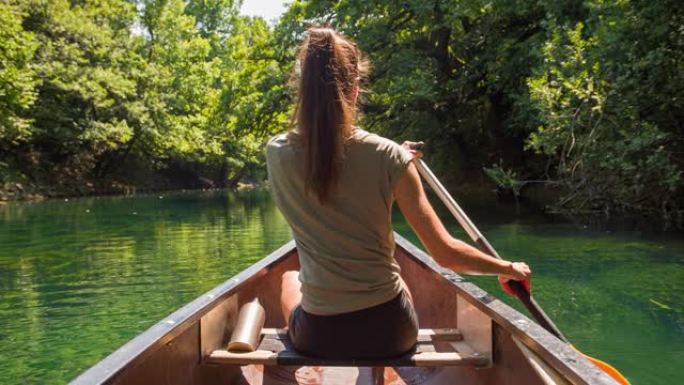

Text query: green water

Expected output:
[0,190,682,384]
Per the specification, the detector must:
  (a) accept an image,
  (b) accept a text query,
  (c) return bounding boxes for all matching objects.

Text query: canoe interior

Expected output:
[71,235,619,385]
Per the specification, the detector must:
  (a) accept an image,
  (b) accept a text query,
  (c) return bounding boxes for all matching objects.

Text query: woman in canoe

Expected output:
[266,26,531,359]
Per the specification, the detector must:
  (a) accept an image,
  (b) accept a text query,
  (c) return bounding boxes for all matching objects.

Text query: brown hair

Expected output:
[293,27,367,202]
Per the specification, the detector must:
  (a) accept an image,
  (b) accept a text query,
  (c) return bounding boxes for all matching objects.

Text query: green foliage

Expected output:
[24,0,139,148]
[0,0,682,219]
[212,15,293,184]
[274,0,551,182]
[0,2,39,143]
[483,164,524,197]
[0,0,289,197]
[274,0,683,218]
[523,1,683,215]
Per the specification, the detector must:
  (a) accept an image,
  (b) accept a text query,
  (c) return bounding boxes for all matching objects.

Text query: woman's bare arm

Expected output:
[394,162,531,281]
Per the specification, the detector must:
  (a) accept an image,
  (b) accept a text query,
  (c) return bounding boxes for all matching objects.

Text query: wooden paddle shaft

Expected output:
[413,159,568,343]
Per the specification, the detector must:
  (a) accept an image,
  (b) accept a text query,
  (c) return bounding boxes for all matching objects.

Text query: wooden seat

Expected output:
[206,328,491,367]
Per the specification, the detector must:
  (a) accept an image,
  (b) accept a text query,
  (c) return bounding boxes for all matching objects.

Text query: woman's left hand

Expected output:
[401,141,424,160]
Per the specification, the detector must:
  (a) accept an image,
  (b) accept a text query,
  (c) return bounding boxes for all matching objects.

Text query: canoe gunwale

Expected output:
[69,240,298,385]
[394,233,620,385]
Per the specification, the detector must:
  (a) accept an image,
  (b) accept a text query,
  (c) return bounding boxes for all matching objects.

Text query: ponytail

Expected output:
[294,27,366,202]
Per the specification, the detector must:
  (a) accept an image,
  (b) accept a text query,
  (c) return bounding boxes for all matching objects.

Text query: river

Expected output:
[0,189,682,384]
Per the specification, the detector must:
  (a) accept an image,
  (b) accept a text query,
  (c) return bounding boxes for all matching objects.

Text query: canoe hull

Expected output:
[70,235,619,385]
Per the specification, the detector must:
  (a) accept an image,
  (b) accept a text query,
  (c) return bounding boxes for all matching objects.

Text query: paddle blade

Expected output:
[576,349,630,385]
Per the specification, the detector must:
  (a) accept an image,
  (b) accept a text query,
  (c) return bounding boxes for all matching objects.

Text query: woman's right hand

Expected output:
[498,262,532,296]
[501,261,531,281]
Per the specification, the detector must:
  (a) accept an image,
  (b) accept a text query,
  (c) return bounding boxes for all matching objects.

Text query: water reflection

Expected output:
[0,190,291,384]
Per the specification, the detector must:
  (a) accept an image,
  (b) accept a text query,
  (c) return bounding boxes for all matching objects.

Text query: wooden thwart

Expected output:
[205,328,490,367]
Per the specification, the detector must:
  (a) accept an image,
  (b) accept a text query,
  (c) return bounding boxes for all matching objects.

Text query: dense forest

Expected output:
[1,0,682,221]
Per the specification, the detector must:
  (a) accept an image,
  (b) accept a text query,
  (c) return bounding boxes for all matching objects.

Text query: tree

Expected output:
[523,1,683,216]
[0,1,38,144]
[273,0,683,219]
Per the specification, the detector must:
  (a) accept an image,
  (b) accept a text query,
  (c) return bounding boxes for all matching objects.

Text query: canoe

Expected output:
[70,234,619,385]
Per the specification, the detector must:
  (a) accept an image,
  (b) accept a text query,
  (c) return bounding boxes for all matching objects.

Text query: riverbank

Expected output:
[0,181,263,203]
[0,182,194,203]
[0,157,264,203]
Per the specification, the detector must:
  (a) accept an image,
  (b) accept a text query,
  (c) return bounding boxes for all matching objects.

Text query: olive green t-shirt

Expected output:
[266,128,413,315]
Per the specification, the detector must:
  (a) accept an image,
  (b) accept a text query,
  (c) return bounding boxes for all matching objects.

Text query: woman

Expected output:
[266,27,531,359]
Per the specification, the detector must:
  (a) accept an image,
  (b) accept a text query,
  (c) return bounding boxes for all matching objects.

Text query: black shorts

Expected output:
[287,290,419,359]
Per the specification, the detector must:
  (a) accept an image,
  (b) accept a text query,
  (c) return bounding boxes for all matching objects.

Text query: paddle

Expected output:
[410,151,630,385]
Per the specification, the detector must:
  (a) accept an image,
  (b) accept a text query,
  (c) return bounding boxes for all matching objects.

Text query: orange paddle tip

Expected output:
[573,347,630,385]
[586,355,630,385]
